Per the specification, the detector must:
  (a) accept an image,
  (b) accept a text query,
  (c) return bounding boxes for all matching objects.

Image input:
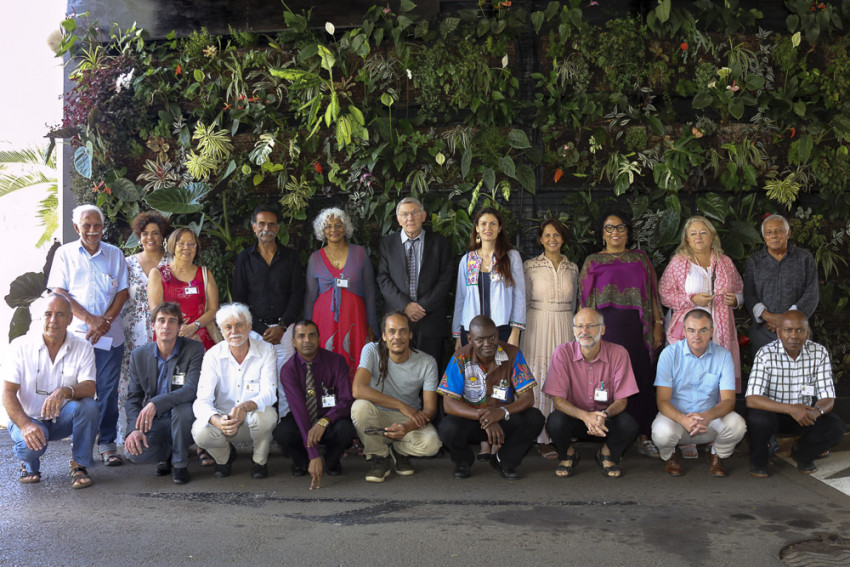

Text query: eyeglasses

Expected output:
[176,242,197,248]
[324,223,344,231]
[573,323,603,330]
[36,358,65,395]
[684,328,712,336]
[603,224,627,234]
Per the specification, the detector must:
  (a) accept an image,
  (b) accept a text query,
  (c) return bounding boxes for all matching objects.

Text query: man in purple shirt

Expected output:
[542,308,639,478]
[272,320,355,490]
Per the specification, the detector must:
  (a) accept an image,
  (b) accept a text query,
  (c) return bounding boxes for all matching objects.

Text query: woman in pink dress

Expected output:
[305,207,377,380]
[659,216,743,390]
[147,227,220,350]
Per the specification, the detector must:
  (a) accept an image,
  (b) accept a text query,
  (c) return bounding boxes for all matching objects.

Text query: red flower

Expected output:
[314,161,323,174]
[739,335,750,346]
[790,127,796,138]
[680,42,688,52]
[553,168,564,183]
[175,64,182,76]
[761,212,772,220]
[91,181,103,193]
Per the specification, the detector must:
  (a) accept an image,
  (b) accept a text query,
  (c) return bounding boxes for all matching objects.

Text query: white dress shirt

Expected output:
[193,337,278,425]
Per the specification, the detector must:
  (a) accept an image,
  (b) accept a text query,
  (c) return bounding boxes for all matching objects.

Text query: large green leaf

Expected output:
[9,306,32,341]
[696,193,732,223]
[507,129,532,150]
[516,164,536,193]
[656,209,681,247]
[110,178,142,202]
[498,155,516,179]
[4,272,45,308]
[144,183,211,214]
[73,142,93,179]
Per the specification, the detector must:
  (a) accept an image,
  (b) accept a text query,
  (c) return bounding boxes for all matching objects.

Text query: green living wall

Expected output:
[29,0,850,377]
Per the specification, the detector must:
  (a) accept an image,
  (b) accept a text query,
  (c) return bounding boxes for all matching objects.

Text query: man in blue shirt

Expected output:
[652,309,746,477]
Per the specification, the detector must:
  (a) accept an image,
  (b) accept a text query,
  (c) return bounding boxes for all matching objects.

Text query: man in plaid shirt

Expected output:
[745,310,845,477]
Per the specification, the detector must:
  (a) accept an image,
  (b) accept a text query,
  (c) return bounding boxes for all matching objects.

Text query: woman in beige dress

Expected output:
[521,218,578,459]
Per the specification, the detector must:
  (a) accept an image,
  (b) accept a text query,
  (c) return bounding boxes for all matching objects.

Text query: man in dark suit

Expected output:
[377,197,454,368]
[124,302,205,484]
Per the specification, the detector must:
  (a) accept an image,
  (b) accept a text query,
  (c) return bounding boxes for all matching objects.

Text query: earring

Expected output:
[476,234,481,244]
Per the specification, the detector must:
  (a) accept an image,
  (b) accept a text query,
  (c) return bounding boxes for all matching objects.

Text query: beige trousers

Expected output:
[351,399,442,459]
[191,407,278,465]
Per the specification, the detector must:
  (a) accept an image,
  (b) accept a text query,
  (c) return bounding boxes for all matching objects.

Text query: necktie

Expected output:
[304,361,318,425]
[407,237,419,301]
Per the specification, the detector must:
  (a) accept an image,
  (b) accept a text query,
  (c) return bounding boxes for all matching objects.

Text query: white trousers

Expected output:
[651,411,746,461]
[191,407,278,465]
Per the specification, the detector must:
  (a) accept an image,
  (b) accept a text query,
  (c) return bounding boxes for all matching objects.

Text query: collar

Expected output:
[77,240,103,257]
[683,339,715,359]
[401,229,425,244]
[155,338,182,361]
[471,344,509,367]
[214,338,257,360]
[570,339,606,364]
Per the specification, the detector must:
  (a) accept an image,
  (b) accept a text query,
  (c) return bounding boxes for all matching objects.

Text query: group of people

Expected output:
[2,198,845,489]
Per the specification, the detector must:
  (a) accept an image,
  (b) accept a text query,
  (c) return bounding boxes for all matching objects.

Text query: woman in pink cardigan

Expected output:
[659,216,744,392]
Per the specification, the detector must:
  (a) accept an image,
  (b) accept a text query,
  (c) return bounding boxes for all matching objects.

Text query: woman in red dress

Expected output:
[305,207,377,379]
[147,227,219,350]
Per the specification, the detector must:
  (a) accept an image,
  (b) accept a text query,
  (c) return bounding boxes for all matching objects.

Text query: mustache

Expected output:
[259,230,275,237]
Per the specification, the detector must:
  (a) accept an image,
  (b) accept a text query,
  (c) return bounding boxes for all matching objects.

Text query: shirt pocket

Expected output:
[697,372,721,406]
[94,272,119,297]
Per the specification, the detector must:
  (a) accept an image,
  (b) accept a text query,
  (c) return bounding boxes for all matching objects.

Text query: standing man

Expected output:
[273,320,355,490]
[192,304,278,479]
[48,204,129,466]
[232,205,304,344]
[377,196,454,367]
[124,302,205,484]
[744,214,818,355]
[652,309,746,477]
[2,294,99,488]
[351,312,442,483]
[543,308,639,478]
[745,310,845,477]
[438,315,543,480]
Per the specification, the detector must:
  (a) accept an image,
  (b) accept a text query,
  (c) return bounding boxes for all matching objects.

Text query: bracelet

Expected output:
[66,385,75,400]
[195,321,202,330]
[817,406,824,415]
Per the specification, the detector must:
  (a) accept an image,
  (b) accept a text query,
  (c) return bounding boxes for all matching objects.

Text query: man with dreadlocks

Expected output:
[351,312,442,483]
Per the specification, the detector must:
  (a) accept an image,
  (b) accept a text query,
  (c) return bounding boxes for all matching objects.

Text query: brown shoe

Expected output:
[664,452,683,476]
[708,453,727,477]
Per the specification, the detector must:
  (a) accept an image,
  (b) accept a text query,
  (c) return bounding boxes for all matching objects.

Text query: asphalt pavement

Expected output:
[1,433,849,567]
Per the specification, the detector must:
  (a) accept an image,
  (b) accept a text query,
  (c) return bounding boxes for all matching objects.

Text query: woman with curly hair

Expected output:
[305,207,378,380]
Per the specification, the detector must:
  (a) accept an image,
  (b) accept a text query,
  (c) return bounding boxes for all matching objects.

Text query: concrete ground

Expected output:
[1,433,849,567]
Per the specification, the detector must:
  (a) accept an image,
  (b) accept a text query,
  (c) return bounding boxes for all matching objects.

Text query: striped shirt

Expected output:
[745,340,834,405]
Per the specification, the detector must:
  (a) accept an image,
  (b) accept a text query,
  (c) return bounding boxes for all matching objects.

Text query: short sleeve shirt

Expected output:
[746,340,834,405]
[654,339,735,414]
[358,342,438,411]
[438,343,535,407]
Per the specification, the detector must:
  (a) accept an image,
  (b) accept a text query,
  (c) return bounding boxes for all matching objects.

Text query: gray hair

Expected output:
[396,196,424,215]
[215,302,253,328]
[312,207,355,242]
[573,308,604,326]
[72,204,104,225]
[761,214,790,236]
[32,292,72,320]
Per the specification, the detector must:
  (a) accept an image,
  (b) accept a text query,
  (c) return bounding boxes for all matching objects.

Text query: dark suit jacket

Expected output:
[126,337,205,434]
[377,229,454,337]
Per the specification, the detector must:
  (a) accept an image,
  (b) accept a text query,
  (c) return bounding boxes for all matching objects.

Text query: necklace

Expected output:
[325,246,347,269]
[603,248,626,258]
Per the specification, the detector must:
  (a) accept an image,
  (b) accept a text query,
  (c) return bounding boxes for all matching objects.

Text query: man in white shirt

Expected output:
[47,204,129,466]
[192,303,278,479]
[2,294,99,488]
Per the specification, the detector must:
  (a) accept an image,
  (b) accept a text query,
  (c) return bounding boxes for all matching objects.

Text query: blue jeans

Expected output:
[125,403,194,468]
[95,344,124,453]
[8,398,99,473]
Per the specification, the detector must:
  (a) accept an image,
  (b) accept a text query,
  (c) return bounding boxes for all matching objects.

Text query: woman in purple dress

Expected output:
[578,208,664,457]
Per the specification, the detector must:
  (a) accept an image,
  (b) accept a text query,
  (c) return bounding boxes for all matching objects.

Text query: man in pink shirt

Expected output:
[542,308,640,478]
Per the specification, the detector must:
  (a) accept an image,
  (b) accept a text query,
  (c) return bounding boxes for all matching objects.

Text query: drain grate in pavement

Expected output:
[780,535,850,566]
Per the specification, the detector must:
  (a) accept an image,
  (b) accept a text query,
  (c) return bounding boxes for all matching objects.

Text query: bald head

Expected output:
[467,315,499,361]
[778,310,809,359]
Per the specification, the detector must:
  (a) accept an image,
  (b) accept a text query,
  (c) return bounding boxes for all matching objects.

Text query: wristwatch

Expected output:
[317,417,331,428]
[500,407,510,421]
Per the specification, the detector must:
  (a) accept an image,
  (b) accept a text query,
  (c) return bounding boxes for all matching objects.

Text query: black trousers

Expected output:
[546,409,639,463]
[272,413,355,469]
[747,408,845,468]
[438,408,544,469]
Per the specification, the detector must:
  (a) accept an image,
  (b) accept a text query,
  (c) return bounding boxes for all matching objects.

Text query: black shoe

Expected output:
[250,461,268,479]
[291,465,308,477]
[213,443,237,478]
[172,467,190,484]
[453,463,471,479]
[326,462,342,476]
[155,460,172,476]
[791,448,817,474]
[490,454,519,480]
[749,466,769,478]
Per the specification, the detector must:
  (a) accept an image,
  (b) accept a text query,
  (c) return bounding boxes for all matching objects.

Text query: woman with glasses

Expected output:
[578,208,663,458]
[521,218,578,459]
[659,216,743,391]
[147,227,219,350]
[305,207,377,380]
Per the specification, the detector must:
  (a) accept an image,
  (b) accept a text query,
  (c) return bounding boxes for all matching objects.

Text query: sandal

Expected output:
[19,463,41,484]
[679,443,699,459]
[596,449,622,478]
[555,451,579,477]
[538,443,559,460]
[816,449,831,459]
[70,460,93,489]
[636,438,660,459]
[101,452,123,467]
[198,447,215,467]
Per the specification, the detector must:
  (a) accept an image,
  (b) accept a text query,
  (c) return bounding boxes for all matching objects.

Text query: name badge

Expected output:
[594,386,609,403]
[171,372,185,386]
[491,386,509,401]
[801,385,815,397]
[184,286,199,295]
[335,277,350,288]
[246,382,260,394]
[322,394,337,408]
